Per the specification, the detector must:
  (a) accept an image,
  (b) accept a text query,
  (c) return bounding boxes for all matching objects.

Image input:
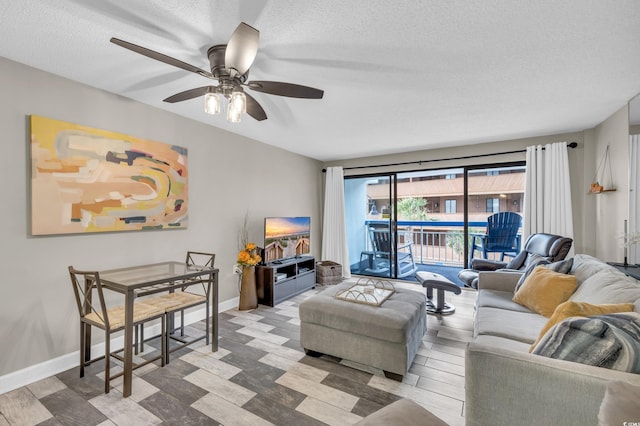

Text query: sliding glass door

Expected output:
[344,162,526,281]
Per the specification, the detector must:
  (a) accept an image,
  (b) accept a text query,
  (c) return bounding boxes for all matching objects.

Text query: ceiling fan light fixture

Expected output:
[204,92,220,115]
[227,90,246,123]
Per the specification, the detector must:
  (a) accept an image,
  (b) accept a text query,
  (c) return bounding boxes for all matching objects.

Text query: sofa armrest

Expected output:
[465,342,640,426]
[476,271,522,292]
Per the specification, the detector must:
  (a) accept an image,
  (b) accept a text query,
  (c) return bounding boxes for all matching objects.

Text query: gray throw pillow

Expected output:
[546,257,574,275]
[514,258,550,293]
[514,257,574,293]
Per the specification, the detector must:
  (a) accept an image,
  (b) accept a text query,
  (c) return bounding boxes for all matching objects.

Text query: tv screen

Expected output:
[264,216,311,263]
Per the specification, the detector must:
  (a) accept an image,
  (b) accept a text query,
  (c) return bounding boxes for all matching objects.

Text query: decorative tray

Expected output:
[334,278,395,306]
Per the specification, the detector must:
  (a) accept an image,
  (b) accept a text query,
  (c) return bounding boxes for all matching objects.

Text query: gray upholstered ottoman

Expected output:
[299,282,426,381]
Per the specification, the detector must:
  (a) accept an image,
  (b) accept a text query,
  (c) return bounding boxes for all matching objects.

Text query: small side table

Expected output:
[607,262,640,281]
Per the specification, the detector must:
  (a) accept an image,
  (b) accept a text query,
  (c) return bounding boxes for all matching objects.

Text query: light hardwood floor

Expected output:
[0,279,477,426]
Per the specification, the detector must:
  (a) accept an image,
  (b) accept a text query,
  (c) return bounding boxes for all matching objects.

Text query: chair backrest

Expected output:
[186,251,215,268]
[369,228,392,253]
[484,212,522,251]
[505,233,573,270]
[68,266,110,329]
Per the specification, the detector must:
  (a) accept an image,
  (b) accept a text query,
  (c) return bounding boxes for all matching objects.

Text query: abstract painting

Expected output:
[30,115,188,235]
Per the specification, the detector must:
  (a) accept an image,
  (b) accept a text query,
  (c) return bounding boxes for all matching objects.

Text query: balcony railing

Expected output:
[364,220,521,267]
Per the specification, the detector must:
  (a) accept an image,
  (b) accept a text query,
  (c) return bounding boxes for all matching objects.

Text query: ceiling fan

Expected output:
[110,22,324,122]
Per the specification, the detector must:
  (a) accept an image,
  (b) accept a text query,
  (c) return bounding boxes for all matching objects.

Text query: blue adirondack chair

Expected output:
[469,212,522,264]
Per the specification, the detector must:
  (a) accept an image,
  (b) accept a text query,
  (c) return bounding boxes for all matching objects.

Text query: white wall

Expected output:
[0,57,323,379]
[589,104,630,260]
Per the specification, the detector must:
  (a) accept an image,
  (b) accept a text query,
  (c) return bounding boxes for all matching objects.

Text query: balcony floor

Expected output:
[350,261,466,287]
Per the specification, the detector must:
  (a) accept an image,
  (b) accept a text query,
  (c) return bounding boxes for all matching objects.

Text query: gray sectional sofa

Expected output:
[465,254,640,425]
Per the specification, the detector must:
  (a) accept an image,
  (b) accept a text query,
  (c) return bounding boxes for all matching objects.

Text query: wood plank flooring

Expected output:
[0,279,477,425]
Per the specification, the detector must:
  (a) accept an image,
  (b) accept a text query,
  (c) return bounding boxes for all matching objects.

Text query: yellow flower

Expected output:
[237,251,250,263]
[237,242,261,267]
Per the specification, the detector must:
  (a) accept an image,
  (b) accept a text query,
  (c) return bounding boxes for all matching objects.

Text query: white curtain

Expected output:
[321,167,351,278]
[523,142,574,253]
[630,135,640,264]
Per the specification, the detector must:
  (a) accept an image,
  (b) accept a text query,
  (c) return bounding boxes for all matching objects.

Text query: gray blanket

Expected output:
[532,312,640,373]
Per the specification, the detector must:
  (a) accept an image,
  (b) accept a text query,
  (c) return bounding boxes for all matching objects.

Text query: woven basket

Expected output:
[316,261,343,285]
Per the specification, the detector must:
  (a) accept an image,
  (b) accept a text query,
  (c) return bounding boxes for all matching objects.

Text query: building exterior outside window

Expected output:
[446,199,457,213]
[486,198,499,212]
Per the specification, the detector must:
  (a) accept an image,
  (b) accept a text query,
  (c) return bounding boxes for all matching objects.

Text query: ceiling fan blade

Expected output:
[110,37,214,79]
[163,86,215,103]
[225,22,259,77]
[248,81,324,99]
[245,93,268,121]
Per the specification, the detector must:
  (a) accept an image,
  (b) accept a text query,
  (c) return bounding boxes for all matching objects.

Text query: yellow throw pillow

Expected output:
[512,266,577,317]
[529,301,635,352]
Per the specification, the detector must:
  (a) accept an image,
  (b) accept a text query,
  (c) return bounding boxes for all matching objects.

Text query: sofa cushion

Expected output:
[569,269,640,305]
[570,254,619,286]
[530,301,635,351]
[476,289,533,313]
[598,381,640,426]
[473,334,533,352]
[512,266,577,317]
[531,312,640,373]
[475,307,549,343]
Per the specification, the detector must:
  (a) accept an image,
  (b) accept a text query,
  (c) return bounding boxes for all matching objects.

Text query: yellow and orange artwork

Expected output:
[30,115,188,235]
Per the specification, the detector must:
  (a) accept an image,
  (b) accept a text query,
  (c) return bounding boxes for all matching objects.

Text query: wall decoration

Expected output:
[30,115,188,235]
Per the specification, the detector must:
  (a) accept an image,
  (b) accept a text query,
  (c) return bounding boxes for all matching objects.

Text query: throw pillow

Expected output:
[514,257,574,293]
[598,381,640,426]
[546,257,574,275]
[529,301,634,352]
[569,269,640,305]
[531,312,640,373]
[514,257,551,293]
[512,266,578,317]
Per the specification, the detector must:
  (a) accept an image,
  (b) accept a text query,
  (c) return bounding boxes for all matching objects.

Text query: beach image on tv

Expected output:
[264,217,310,262]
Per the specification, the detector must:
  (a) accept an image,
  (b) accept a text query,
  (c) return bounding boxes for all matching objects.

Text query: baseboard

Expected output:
[0,297,239,395]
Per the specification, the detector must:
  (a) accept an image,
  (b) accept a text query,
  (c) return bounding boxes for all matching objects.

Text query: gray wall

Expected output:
[0,57,323,378]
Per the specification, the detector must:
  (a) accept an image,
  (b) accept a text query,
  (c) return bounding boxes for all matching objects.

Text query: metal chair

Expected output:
[364,227,417,278]
[68,266,165,393]
[469,212,522,263]
[139,251,215,363]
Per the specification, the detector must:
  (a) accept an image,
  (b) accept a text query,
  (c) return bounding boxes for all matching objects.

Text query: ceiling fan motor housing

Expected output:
[207,45,249,84]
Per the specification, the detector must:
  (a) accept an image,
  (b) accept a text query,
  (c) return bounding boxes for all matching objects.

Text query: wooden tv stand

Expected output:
[256,256,316,306]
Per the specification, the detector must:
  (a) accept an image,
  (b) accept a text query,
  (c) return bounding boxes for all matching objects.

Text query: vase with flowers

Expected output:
[237,242,261,310]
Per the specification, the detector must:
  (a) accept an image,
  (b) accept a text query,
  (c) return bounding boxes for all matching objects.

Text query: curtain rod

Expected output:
[322,142,578,172]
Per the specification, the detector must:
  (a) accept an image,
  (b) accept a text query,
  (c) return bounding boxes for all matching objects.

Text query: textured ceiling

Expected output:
[1,0,640,161]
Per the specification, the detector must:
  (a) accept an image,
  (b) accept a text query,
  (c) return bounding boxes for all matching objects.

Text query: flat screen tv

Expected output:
[264,216,311,263]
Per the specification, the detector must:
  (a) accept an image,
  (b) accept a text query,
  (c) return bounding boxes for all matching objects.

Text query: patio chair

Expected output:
[469,212,522,263]
[458,232,573,288]
[364,226,417,278]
